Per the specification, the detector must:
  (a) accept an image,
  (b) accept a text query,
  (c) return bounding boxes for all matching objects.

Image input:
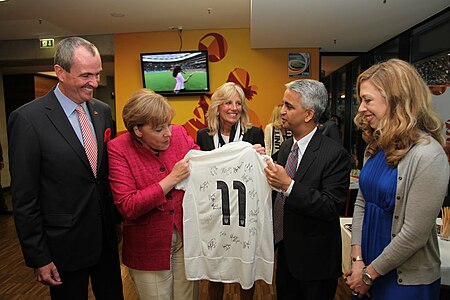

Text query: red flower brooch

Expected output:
[103,128,112,142]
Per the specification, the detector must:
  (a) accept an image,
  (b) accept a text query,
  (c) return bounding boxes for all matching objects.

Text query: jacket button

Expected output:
[167,195,172,200]
[396,196,400,200]
[160,167,165,172]
[394,215,399,219]
[169,210,175,215]
[392,233,396,237]
[398,176,402,180]
[398,278,403,283]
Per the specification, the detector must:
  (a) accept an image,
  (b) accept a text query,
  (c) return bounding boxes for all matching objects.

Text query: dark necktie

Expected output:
[76,105,98,176]
[273,142,299,244]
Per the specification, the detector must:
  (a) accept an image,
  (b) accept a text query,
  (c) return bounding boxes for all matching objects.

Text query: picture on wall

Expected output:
[288,52,310,78]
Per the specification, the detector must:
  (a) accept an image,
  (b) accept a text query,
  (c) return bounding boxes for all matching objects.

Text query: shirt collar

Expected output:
[292,127,317,156]
[54,84,89,117]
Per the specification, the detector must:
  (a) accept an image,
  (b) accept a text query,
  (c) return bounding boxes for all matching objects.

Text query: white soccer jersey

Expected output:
[177,141,274,289]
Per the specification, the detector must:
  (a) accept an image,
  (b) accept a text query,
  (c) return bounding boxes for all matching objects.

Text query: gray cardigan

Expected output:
[352,137,449,285]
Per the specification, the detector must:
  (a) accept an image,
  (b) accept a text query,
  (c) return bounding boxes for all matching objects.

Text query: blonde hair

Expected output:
[268,104,283,129]
[354,58,444,167]
[122,89,175,139]
[206,82,251,136]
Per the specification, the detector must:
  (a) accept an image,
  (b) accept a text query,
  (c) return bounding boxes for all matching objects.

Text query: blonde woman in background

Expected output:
[196,82,265,152]
[264,104,292,161]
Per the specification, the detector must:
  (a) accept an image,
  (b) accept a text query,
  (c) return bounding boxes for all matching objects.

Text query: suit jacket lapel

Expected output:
[43,91,92,171]
[295,130,322,181]
[279,138,293,166]
[86,100,103,173]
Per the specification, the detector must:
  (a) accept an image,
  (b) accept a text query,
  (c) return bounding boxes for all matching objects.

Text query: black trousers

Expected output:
[276,243,338,300]
[50,235,124,300]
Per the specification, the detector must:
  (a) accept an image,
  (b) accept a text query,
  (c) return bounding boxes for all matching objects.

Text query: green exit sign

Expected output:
[40,38,54,48]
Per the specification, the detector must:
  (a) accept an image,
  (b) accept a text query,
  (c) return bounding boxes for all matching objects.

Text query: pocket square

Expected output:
[104,128,112,142]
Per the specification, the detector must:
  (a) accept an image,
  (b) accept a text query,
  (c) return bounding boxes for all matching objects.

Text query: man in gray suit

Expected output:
[8,37,123,300]
[265,79,351,300]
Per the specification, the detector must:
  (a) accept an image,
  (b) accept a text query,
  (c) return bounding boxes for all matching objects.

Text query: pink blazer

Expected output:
[107,125,199,270]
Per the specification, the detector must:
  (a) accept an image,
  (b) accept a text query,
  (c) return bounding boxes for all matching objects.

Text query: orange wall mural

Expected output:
[114,29,319,139]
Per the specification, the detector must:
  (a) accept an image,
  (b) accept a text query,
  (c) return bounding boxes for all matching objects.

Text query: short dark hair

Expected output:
[54,37,98,72]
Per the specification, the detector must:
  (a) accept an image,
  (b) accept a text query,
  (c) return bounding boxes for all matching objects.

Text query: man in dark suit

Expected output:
[319,116,341,144]
[8,37,123,299]
[265,79,351,300]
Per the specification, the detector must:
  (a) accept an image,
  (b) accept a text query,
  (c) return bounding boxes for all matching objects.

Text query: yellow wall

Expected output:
[114,28,319,135]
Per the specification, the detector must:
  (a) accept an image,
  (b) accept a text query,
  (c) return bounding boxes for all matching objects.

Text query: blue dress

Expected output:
[354,150,440,300]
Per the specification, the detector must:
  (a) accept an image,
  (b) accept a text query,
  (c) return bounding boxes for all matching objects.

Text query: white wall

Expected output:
[432,87,450,164]
[432,88,450,142]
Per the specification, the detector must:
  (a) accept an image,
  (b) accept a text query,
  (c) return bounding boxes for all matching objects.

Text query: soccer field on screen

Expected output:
[144,71,208,92]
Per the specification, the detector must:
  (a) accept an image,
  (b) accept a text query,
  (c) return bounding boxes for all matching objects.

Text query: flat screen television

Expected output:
[140,50,210,96]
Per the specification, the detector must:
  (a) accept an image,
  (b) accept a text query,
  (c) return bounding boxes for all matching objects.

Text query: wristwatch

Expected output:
[362,266,373,286]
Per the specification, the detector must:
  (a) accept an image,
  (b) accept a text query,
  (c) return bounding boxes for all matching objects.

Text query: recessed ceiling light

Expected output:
[110,12,125,18]
[0,0,11,3]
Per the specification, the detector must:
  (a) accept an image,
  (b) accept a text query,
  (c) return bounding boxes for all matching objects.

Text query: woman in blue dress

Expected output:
[345,59,449,299]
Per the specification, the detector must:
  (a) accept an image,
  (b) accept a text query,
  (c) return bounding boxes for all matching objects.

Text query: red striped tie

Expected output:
[76,105,98,176]
[273,142,299,244]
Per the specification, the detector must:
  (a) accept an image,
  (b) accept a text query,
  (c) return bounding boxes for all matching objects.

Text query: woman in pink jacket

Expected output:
[108,89,199,300]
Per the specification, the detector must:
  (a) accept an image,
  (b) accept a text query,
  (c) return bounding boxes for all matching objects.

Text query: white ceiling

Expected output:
[0,0,449,73]
[251,0,449,51]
